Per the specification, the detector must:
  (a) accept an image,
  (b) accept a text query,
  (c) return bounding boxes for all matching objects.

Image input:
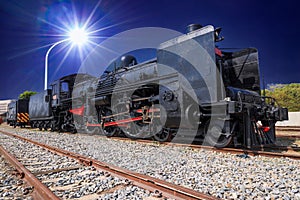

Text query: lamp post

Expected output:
[44,39,68,90]
[44,28,88,90]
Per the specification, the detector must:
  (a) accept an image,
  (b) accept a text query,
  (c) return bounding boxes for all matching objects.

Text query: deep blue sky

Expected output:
[0,0,299,99]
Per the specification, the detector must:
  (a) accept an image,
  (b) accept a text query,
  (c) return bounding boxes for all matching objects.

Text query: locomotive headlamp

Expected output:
[214,27,224,42]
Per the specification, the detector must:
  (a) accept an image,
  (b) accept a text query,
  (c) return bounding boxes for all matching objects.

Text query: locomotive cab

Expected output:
[51,78,73,108]
[55,74,92,131]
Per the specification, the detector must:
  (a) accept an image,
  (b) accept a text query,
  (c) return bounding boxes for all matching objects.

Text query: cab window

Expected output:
[52,84,57,95]
[61,82,69,92]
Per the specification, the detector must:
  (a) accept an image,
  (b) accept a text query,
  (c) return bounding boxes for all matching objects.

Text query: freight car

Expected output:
[6,99,29,128]
[12,24,288,148]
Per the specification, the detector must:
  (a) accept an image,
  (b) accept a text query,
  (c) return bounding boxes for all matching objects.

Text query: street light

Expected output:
[44,28,88,90]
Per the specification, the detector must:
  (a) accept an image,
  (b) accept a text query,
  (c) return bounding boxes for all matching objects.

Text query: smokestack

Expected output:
[186,24,203,34]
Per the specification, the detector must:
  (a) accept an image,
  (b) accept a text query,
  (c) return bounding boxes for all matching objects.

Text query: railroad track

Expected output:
[2,124,300,159]
[276,126,300,132]
[276,134,300,139]
[259,145,300,152]
[0,153,34,199]
[14,124,300,160]
[89,135,300,160]
[0,130,217,200]
[276,126,300,139]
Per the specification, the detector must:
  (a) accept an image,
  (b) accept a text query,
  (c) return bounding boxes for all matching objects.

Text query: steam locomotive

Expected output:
[7,24,288,148]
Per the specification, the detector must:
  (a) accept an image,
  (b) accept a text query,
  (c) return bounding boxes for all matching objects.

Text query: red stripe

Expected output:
[104,117,143,127]
[86,116,143,128]
[215,48,222,57]
[69,105,85,116]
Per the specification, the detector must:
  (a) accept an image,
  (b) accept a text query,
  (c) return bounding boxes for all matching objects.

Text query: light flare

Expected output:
[68,27,88,46]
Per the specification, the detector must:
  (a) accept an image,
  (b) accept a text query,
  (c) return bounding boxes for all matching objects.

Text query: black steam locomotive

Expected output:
[7,24,288,148]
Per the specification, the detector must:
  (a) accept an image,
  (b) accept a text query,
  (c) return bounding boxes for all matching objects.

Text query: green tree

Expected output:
[264,83,300,112]
[19,91,37,100]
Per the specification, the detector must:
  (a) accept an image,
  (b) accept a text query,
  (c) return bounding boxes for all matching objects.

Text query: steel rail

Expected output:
[0,144,60,200]
[253,145,300,152]
[276,126,300,131]
[162,142,300,160]
[0,130,218,200]
[276,134,300,139]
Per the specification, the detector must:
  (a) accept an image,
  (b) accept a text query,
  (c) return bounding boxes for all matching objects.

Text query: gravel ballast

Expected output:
[0,131,163,200]
[0,154,33,200]
[1,126,300,200]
